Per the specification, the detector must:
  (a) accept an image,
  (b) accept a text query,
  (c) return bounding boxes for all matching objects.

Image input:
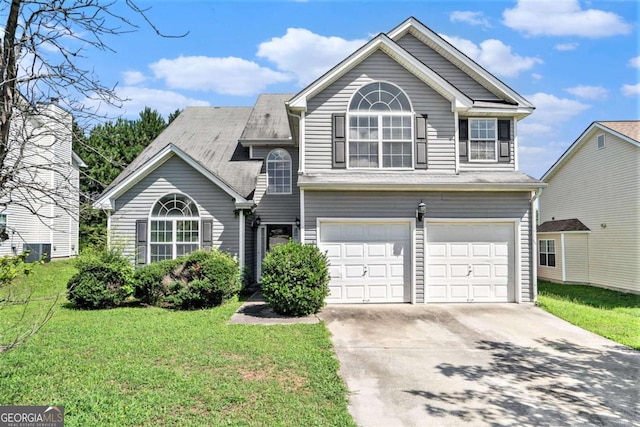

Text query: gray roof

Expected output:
[239,93,295,142]
[105,107,262,199]
[538,218,590,233]
[298,170,544,190]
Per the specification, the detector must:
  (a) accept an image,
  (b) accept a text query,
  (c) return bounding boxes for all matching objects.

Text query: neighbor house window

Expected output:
[348,82,413,168]
[597,134,605,149]
[150,193,199,262]
[469,118,497,161]
[539,239,556,267]
[266,149,292,194]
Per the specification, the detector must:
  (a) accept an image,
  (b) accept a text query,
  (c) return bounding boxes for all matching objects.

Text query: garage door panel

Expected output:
[320,221,411,303]
[427,223,515,303]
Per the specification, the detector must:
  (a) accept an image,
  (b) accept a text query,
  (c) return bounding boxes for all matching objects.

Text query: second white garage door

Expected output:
[427,222,516,303]
[320,222,412,303]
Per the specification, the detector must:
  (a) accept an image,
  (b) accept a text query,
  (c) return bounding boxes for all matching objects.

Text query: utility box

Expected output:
[23,243,52,263]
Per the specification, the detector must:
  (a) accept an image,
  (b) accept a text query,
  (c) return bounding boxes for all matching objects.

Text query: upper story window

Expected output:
[348,82,413,169]
[469,118,497,162]
[267,149,292,194]
[150,193,199,262]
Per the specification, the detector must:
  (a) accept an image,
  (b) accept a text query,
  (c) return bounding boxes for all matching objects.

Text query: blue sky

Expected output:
[77,0,638,178]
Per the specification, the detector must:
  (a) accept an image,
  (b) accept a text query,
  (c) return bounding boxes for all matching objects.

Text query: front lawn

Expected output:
[537,280,640,350]
[0,260,354,426]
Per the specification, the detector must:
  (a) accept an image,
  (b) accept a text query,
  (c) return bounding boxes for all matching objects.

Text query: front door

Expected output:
[267,224,293,250]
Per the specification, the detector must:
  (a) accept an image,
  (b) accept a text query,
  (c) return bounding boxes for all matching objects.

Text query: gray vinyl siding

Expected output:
[397,34,501,101]
[459,117,516,171]
[110,155,240,263]
[305,50,455,172]
[539,128,639,293]
[252,147,300,223]
[304,191,533,303]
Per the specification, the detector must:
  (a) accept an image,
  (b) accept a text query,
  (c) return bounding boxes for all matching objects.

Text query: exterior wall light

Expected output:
[252,216,261,229]
[295,217,300,228]
[417,201,426,222]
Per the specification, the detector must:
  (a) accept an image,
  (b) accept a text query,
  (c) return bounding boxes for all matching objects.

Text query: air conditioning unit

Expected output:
[23,243,52,263]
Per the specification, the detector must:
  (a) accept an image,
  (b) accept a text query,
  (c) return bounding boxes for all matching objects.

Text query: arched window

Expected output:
[150,193,200,262]
[266,149,292,194]
[348,82,413,168]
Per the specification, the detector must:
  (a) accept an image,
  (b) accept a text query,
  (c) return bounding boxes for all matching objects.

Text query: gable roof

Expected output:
[537,218,590,233]
[239,93,295,145]
[541,120,640,181]
[387,17,534,110]
[95,107,262,209]
[288,33,474,111]
[288,17,533,118]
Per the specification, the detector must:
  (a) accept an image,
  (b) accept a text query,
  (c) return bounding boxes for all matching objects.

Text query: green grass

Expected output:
[537,280,640,350]
[0,261,355,426]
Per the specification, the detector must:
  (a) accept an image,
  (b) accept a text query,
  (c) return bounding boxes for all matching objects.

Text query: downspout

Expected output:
[286,104,305,242]
[238,209,245,270]
[530,188,543,302]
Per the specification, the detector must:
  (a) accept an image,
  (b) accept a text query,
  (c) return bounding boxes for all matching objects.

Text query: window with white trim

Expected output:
[469,118,497,161]
[539,239,556,267]
[150,193,199,262]
[348,82,413,168]
[266,149,292,194]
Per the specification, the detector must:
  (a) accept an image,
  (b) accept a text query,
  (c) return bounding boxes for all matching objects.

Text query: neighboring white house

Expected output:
[0,103,86,261]
[538,121,640,294]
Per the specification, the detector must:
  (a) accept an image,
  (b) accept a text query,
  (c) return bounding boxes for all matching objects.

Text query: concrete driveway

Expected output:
[318,303,640,427]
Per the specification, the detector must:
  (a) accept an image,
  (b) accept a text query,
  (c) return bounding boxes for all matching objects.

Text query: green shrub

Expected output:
[261,241,329,316]
[67,247,134,309]
[134,250,240,310]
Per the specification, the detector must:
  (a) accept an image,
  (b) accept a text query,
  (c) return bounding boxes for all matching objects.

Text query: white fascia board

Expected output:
[72,151,88,168]
[466,106,535,119]
[94,144,249,210]
[288,34,473,110]
[388,18,535,110]
[239,138,295,147]
[537,230,591,235]
[299,182,545,192]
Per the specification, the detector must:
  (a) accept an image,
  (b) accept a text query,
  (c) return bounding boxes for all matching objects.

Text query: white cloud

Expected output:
[628,56,640,68]
[150,56,292,96]
[564,85,608,100]
[440,35,542,77]
[518,139,568,178]
[122,70,146,85]
[85,86,210,119]
[532,73,543,80]
[621,84,640,96]
[503,0,632,38]
[450,11,491,28]
[257,28,366,86]
[525,92,591,125]
[555,42,579,51]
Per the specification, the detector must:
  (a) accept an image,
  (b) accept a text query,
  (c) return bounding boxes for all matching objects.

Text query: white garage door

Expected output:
[320,222,411,303]
[427,223,515,303]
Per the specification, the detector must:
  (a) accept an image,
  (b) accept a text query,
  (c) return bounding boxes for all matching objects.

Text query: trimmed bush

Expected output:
[261,241,330,316]
[67,247,134,309]
[134,249,240,310]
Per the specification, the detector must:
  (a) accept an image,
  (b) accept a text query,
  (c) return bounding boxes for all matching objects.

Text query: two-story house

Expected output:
[96,17,543,304]
[0,103,85,261]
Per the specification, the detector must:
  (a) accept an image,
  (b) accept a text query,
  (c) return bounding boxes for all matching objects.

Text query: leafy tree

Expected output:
[75,107,180,249]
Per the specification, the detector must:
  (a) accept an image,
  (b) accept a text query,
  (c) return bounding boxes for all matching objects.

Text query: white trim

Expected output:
[299,111,306,173]
[531,191,537,301]
[468,118,498,163]
[424,218,522,303]
[239,210,245,269]
[298,181,544,192]
[316,217,415,304]
[300,189,305,243]
[288,34,473,111]
[560,233,566,282]
[514,119,519,171]
[537,230,591,235]
[94,144,249,210]
[249,146,254,159]
[387,17,535,110]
